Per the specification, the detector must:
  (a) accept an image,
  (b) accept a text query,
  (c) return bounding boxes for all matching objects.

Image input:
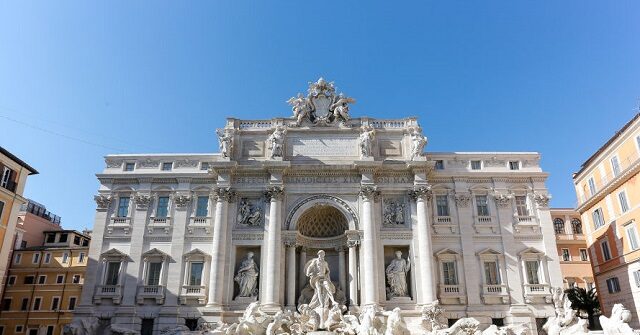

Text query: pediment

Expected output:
[518,247,544,256]
[476,248,502,256]
[183,248,210,259]
[142,248,172,260]
[100,248,132,261]
[435,248,459,256]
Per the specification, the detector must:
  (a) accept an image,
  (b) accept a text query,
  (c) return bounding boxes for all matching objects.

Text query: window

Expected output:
[16,325,24,333]
[619,191,630,213]
[82,239,89,246]
[62,252,69,264]
[606,277,621,293]
[0,201,3,221]
[73,236,80,245]
[162,162,173,171]
[20,298,29,311]
[147,262,162,286]
[580,249,588,261]
[44,253,51,264]
[32,297,41,310]
[634,271,640,288]
[436,195,449,216]
[509,161,520,170]
[592,208,605,229]
[46,234,55,243]
[200,162,210,171]
[46,326,54,335]
[189,262,204,286]
[484,261,500,285]
[442,261,458,285]
[601,240,612,261]
[434,160,444,170]
[117,197,130,217]
[56,275,64,284]
[51,297,60,310]
[38,275,46,285]
[105,261,121,285]
[515,196,529,216]
[561,249,570,261]
[2,298,11,311]
[7,276,15,285]
[626,224,639,250]
[571,219,583,234]
[72,275,81,284]
[185,319,198,331]
[24,276,35,284]
[476,196,490,216]
[1,167,13,188]
[156,196,170,218]
[59,233,68,243]
[195,196,209,217]
[14,253,21,264]
[611,156,621,177]
[20,240,26,248]
[492,318,505,327]
[554,218,565,234]
[28,329,37,335]
[124,162,135,171]
[525,260,540,284]
[588,177,597,196]
[68,297,77,310]
[471,160,481,170]
[78,252,85,263]
[141,318,155,335]
[32,253,40,264]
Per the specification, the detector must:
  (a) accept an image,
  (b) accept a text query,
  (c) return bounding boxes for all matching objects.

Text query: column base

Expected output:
[260,303,283,313]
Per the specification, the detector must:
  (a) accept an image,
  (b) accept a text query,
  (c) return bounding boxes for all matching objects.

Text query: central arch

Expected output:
[285,194,359,231]
[297,205,348,238]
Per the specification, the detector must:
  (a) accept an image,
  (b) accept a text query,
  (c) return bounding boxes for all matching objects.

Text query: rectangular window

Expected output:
[525,260,540,284]
[59,233,68,243]
[195,196,209,217]
[476,196,490,216]
[28,329,37,335]
[434,160,444,170]
[189,262,204,286]
[611,156,621,177]
[200,162,210,171]
[44,253,51,264]
[2,298,11,311]
[509,161,520,170]
[592,208,605,229]
[20,298,29,311]
[515,196,528,216]
[62,252,69,264]
[56,275,64,284]
[471,160,481,170]
[72,275,81,284]
[606,277,621,293]
[442,261,458,285]
[68,297,76,310]
[117,197,130,217]
[79,252,85,263]
[156,196,170,218]
[16,325,24,333]
[484,261,500,285]
[147,262,162,286]
[24,276,34,284]
[51,297,60,310]
[588,177,597,196]
[32,253,40,264]
[562,249,570,261]
[162,162,173,171]
[73,236,80,245]
[580,249,588,261]
[38,275,46,285]
[619,191,630,213]
[46,234,55,243]
[626,224,640,250]
[105,261,121,285]
[124,162,135,171]
[0,201,3,221]
[1,167,13,188]
[634,271,640,288]
[436,195,449,216]
[32,297,41,311]
[7,276,15,285]
[14,253,21,264]
[141,318,155,335]
[601,240,612,261]
[46,326,54,335]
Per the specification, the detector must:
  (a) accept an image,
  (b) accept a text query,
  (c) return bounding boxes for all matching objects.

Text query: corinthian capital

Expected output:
[212,187,236,202]
[359,185,380,201]
[94,194,112,210]
[264,185,285,201]
[408,185,432,201]
[173,193,192,208]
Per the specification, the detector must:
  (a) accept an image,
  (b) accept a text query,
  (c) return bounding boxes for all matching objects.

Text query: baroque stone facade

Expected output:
[74,79,562,335]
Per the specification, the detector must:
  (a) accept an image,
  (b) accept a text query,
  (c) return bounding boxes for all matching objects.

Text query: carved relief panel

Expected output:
[235,198,264,228]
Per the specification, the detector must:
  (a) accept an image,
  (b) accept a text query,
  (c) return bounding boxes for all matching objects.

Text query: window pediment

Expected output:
[142,248,172,261]
[183,248,210,260]
[100,248,132,261]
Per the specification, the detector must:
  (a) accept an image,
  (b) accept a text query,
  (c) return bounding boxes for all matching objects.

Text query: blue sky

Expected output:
[1,1,639,231]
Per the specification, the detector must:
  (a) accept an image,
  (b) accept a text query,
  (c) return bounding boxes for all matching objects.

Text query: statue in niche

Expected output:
[234,252,260,298]
[386,250,411,299]
[305,250,338,309]
[359,125,375,158]
[217,129,234,158]
[267,126,286,159]
[237,199,263,227]
[384,200,405,226]
[409,127,427,160]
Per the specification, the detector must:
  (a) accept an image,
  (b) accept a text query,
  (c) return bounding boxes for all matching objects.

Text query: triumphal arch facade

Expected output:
[74,79,562,334]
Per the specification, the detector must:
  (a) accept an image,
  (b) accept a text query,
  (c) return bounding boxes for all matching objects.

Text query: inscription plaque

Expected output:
[287,137,357,157]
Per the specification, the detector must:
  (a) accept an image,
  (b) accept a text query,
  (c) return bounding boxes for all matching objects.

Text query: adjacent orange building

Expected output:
[573,113,640,327]
[551,208,594,290]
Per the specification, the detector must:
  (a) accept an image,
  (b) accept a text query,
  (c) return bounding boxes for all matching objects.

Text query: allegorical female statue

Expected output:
[235,252,259,298]
[386,250,411,298]
[304,250,338,309]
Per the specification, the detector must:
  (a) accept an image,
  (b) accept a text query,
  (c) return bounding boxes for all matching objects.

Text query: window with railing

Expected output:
[156,197,170,218]
[442,261,458,285]
[195,196,209,217]
[525,260,540,284]
[117,197,130,218]
[571,219,583,234]
[554,218,565,234]
[105,261,121,285]
[515,196,529,216]
[484,261,500,285]
[436,195,450,217]
[476,195,490,216]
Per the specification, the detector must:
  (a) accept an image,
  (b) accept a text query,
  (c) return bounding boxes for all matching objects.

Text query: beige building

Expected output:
[0,230,90,335]
[573,113,640,327]
[550,208,594,290]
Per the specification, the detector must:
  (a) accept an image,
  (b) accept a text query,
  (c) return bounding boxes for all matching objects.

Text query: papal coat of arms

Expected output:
[287,78,355,127]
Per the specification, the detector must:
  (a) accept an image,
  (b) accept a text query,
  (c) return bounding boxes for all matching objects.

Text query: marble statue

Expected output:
[383,308,410,335]
[109,324,140,335]
[225,302,272,335]
[293,304,321,333]
[267,126,286,159]
[552,287,565,314]
[409,127,427,160]
[266,310,295,335]
[217,129,234,158]
[305,250,338,309]
[542,290,588,335]
[287,78,355,126]
[422,300,446,333]
[359,305,385,335]
[237,200,262,227]
[234,252,260,298]
[330,94,356,123]
[600,304,636,335]
[384,200,405,226]
[443,318,481,335]
[288,93,312,126]
[359,125,375,158]
[63,318,100,335]
[386,250,411,299]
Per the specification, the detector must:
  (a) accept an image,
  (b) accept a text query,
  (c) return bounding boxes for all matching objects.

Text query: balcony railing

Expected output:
[524,283,549,294]
[476,216,493,224]
[435,216,452,224]
[137,285,165,304]
[439,284,461,294]
[515,216,535,224]
[482,284,507,295]
[180,285,207,305]
[94,285,122,304]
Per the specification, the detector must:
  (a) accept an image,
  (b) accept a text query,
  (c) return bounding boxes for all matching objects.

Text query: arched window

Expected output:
[571,219,583,234]
[554,218,565,234]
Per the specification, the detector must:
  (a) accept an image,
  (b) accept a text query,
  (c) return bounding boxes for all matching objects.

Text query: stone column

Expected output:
[359,185,380,306]
[298,247,307,290]
[79,194,112,308]
[347,240,359,306]
[164,184,191,308]
[285,241,297,308]
[410,185,435,305]
[261,185,284,309]
[337,247,347,294]
[207,187,234,308]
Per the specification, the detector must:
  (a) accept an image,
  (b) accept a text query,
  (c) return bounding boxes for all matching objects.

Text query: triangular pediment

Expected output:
[518,247,544,256]
[435,248,459,256]
[100,248,132,261]
[142,248,172,260]
[183,248,210,259]
[476,248,502,256]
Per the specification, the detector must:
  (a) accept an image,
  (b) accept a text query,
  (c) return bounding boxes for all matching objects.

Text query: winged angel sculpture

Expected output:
[287,78,356,126]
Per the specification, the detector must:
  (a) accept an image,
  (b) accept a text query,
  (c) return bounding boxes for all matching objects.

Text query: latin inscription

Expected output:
[284,175,361,184]
[287,137,357,157]
[375,175,413,184]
